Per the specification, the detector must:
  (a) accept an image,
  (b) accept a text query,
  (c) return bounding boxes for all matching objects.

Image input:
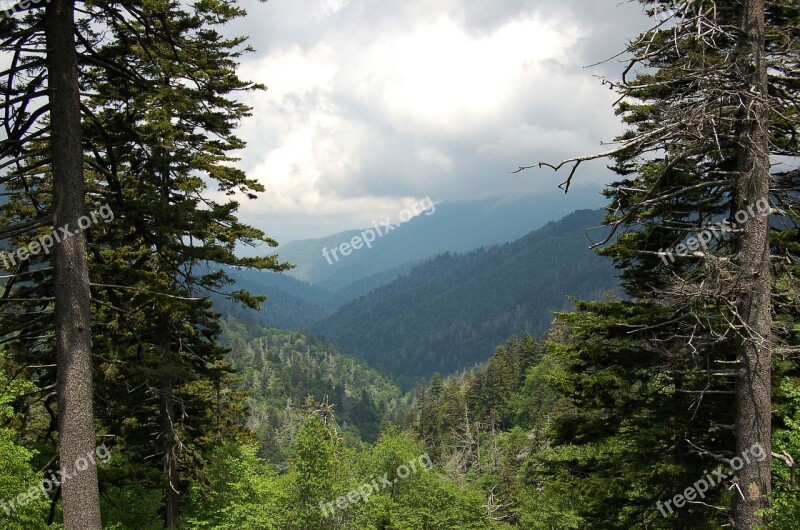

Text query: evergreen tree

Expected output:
[80,1,285,525]
[518,1,797,526]
[2,1,104,525]
[0,0,279,526]
[533,300,734,528]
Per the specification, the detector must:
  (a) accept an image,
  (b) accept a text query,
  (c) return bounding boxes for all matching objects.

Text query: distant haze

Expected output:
[274,190,607,291]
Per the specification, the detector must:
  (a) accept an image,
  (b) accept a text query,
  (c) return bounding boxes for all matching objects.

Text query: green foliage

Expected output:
[530,301,735,528]
[286,413,341,529]
[517,486,583,530]
[101,483,164,530]
[223,325,403,455]
[408,335,548,525]
[0,430,49,530]
[181,442,284,530]
[173,410,510,530]
[328,428,499,530]
[764,378,800,529]
[0,0,289,525]
[0,1,794,528]
[0,361,49,530]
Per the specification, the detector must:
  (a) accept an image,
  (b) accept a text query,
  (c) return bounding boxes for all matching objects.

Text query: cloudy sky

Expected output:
[224,0,655,243]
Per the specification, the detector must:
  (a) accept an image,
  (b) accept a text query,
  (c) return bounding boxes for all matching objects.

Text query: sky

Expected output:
[223,0,656,244]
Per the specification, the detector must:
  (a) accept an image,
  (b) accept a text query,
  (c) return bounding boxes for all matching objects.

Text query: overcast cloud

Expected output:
[224,0,655,243]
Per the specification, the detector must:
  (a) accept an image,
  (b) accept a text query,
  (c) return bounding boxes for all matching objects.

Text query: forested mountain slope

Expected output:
[316,209,620,388]
[222,322,403,457]
[278,190,602,294]
[211,267,336,330]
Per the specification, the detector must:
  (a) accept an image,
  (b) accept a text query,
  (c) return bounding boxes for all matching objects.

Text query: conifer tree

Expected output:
[518,1,797,527]
[2,1,101,526]
[0,0,278,526]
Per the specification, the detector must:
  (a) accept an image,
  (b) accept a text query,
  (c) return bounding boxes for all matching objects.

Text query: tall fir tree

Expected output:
[518,0,797,527]
[0,0,281,526]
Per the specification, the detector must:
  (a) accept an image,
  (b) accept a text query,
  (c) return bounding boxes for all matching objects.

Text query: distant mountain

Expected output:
[275,229,364,285]
[315,209,620,389]
[211,268,334,331]
[277,189,603,298]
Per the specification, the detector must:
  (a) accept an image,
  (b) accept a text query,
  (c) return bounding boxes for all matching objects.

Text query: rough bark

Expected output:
[159,315,180,529]
[44,1,102,528]
[732,0,772,528]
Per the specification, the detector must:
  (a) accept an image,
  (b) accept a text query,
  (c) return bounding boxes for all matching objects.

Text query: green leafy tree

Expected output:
[286,409,341,529]
[766,378,800,528]
[182,442,284,530]
[0,359,49,530]
[351,429,494,530]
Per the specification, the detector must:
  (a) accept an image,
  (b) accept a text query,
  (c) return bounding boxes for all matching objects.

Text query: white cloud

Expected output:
[356,16,577,131]
[320,0,351,16]
[226,0,649,242]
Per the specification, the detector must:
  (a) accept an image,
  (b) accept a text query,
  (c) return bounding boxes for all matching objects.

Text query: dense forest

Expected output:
[0,0,797,529]
[222,323,403,449]
[316,209,620,388]
[218,208,621,389]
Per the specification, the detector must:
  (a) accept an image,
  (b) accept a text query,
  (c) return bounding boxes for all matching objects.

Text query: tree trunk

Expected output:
[160,378,180,529]
[44,1,102,528]
[158,315,180,529]
[732,0,772,528]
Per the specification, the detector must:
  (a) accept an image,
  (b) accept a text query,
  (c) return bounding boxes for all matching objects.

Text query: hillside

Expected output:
[210,267,335,330]
[222,322,403,458]
[315,209,620,389]
[277,190,602,295]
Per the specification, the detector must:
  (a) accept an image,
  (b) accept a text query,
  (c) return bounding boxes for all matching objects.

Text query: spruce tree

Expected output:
[0,0,280,526]
[518,1,797,527]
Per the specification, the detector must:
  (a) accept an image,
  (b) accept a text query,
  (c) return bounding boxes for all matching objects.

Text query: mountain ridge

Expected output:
[315,208,620,389]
